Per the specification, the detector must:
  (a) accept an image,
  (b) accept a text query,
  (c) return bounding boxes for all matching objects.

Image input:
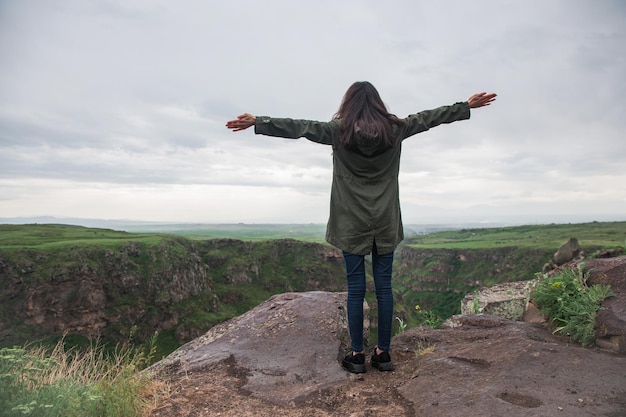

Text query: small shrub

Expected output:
[532,264,614,346]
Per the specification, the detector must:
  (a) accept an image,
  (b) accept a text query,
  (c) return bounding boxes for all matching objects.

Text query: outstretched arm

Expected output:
[226,113,256,132]
[468,92,497,108]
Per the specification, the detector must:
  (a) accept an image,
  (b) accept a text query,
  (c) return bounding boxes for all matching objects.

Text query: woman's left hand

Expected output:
[226,113,256,131]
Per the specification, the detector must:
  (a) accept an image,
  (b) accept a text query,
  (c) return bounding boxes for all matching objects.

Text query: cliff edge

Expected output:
[148,291,626,417]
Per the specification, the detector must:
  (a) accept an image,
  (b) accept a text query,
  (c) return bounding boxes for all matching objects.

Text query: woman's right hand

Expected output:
[226,113,256,131]
[468,92,497,108]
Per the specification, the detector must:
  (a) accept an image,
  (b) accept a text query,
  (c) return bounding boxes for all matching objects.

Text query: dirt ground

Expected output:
[149,353,415,417]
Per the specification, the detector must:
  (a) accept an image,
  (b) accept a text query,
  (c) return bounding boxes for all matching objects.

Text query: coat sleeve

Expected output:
[400,102,471,140]
[254,117,337,145]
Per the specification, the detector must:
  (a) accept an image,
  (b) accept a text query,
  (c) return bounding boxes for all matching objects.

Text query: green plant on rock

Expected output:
[471,290,481,314]
[414,304,443,329]
[395,317,408,334]
[532,263,614,346]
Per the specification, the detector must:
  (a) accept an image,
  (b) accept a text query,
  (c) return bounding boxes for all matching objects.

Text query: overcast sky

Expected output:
[1,0,625,225]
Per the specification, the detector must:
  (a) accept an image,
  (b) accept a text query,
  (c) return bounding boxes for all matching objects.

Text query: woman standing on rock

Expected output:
[226,82,496,373]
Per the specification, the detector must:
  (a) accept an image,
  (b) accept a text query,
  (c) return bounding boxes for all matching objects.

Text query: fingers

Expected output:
[226,122,250,131]
[481,93,497,106]
[468,92,497,108]
[225,113,255,131]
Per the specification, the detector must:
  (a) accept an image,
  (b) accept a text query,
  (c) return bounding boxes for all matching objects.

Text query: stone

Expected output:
[460,280,536,321]
[553,237,581,266]
[520,300,547,324]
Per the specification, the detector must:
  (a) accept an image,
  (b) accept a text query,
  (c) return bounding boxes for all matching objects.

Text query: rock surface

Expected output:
[149,291,353,406]
[395,315,626,417]
[582,256,626,354]
[553,237,581,266]
[148,292,626,417]
[460,279,536,320]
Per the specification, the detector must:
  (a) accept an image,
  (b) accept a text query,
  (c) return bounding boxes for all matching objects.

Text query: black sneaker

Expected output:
[371,349,394,372]
[342,353,366,374]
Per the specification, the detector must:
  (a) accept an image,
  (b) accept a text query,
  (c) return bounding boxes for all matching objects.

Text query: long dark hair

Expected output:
[333,81,406,149]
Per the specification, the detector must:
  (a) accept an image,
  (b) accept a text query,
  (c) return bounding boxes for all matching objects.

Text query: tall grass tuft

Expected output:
[0,334,165,417]
[532,264,615,346]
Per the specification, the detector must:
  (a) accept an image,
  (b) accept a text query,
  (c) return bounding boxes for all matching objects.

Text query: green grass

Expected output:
[123,223,328,242]
[407,221,626,249]
[0,337,165,417]
[6,221,624,250]
[0,224,166,249]
[0,223,329,249]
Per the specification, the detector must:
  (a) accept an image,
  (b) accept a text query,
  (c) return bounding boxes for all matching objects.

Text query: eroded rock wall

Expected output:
[0,238,345,346]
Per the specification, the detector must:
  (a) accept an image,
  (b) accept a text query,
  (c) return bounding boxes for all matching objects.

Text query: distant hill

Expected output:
[1,215,573,240]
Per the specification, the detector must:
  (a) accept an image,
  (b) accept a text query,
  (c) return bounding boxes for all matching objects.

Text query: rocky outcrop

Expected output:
[554,237,581,266]
[148,295,626,417]
[460,279,536,320]
[459,255,626,354]
[149,292,355,405]
[540,237,584,272]
[394,315,626,417]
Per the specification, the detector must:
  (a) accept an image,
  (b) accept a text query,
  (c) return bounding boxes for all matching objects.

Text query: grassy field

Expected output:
[0,224,166,249]
[0,223,329,248]
[406,221,626,249]
[3,221,625,250]
[122,223,328,242]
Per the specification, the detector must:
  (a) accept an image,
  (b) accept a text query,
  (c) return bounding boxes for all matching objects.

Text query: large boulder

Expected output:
[148,291,363,405]
[553,237,581,266]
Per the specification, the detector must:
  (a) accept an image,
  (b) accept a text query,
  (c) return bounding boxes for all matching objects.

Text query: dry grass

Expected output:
[0,336,172,417]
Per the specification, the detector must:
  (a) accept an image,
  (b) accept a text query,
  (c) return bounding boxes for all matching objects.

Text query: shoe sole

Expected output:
[372,361,394,372]
[342,360,366,374]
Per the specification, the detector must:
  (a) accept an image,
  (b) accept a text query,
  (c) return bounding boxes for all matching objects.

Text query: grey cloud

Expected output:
[1,0,625,223]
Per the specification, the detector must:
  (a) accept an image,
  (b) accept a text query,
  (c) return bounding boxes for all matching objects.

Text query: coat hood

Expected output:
[353,123,388,156]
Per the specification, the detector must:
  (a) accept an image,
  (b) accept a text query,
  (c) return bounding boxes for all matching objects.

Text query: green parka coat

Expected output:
[254,102,471,255]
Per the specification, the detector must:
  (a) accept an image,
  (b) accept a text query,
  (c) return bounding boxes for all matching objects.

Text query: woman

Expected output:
[226,82,496,373]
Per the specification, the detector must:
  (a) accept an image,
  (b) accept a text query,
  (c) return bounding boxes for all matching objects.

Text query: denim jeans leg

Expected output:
[372,246,394,352]
[343,251,366,353]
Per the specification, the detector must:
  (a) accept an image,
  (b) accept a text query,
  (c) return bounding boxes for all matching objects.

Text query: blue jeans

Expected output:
[343,244,394,352]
